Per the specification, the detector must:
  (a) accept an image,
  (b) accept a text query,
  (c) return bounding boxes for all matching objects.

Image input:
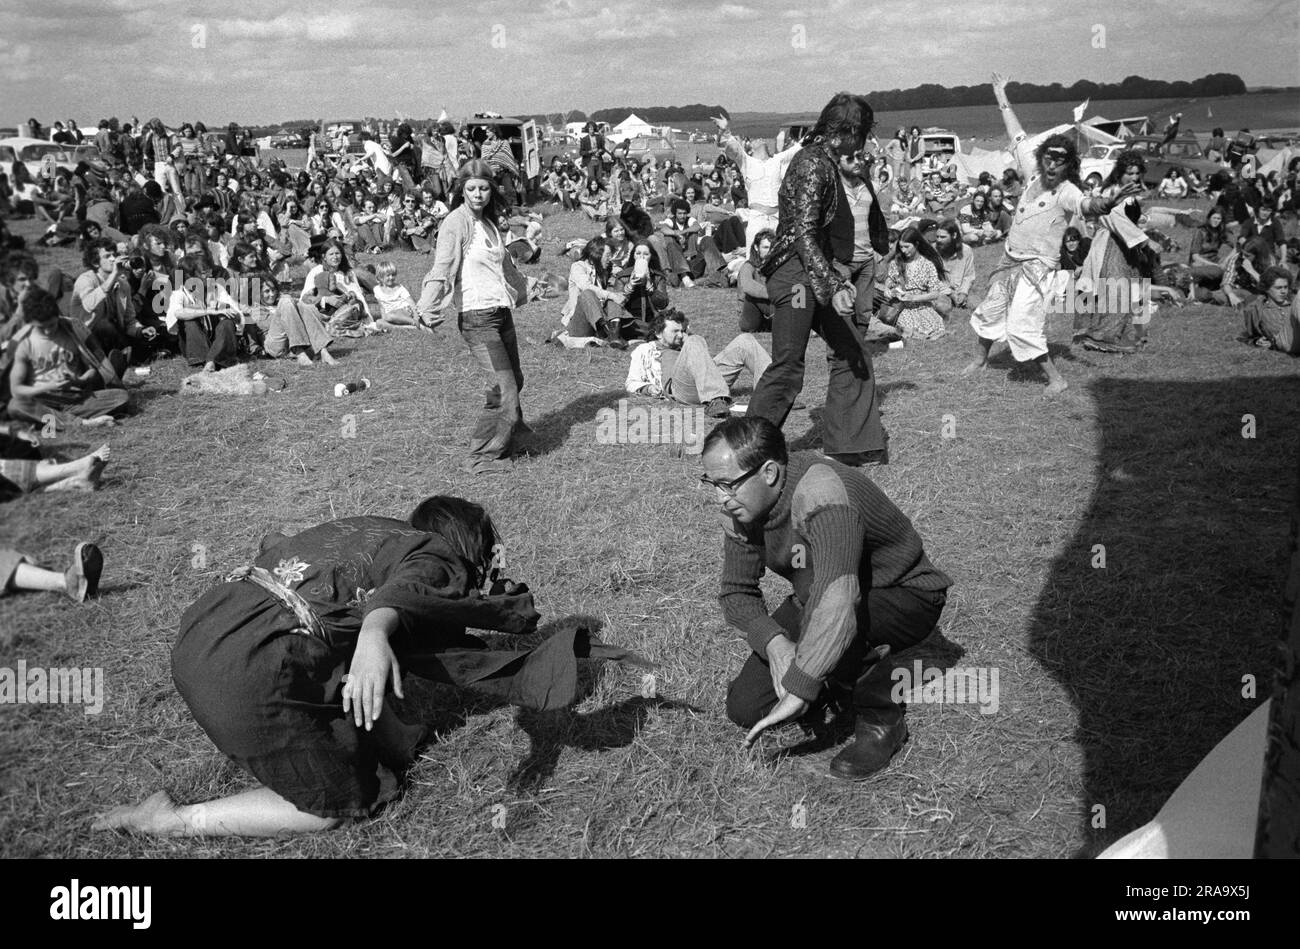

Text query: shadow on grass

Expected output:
[508,694,701,792]
[787,382,920,454]
[1030,376,1297,856]
[523,388,626,457]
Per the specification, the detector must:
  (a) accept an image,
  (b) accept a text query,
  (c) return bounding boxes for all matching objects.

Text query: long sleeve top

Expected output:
[941,245,976,295]
[625,340,664,394]
[254,516,540,650]
[719,452,951,701]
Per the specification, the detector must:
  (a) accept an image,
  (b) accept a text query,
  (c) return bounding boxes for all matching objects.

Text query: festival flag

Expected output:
[1072,99,1090,123]
[1207,106,1213,118]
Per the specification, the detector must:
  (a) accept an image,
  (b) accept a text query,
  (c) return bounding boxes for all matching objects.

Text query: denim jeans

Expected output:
[459,306,525,463]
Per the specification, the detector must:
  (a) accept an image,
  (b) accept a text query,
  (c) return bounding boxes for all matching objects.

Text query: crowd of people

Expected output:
[2,81,1299,839]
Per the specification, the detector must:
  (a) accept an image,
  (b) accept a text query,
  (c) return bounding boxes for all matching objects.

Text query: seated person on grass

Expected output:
[625,309,770,419]
[4,287,131,429]
[932,219,976,311]
[737,229,776,333]
[1240,266,1299,354]
[558,237,628,348]
[370,261,421,327]
[72,238,162,361]
[242,274,338,366]
[165,253,242,372]
[660,198,728,286]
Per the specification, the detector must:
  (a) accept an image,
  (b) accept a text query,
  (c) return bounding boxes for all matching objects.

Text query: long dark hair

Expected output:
[450,158,508,229]
[1059,226,1091,269]
[894,226,945,280]
[749,228,776,266]
[1104,149,1147,189]
[409,496,499,587]
[580,237,608,286]
[805,92,875,155]
[1034,134,1081,186]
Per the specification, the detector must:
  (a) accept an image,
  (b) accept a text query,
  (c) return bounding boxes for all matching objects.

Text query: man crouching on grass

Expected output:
[702,417,951,778]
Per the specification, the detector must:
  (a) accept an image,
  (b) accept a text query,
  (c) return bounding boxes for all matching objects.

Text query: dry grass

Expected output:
[1,200,1295,859]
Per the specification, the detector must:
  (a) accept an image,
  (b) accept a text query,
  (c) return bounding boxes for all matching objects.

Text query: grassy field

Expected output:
[1,201,1296,859]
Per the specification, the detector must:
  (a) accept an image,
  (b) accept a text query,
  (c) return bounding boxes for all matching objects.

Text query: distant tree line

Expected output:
[587,104,730,124]
[862,73,1248,111]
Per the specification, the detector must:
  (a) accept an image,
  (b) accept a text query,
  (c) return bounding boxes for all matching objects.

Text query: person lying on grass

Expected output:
[92,495,649,837]
[1,542,103,602]
[1,423,110,496]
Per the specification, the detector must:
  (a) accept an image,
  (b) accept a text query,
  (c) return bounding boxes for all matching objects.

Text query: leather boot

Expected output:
[829,645,908,780]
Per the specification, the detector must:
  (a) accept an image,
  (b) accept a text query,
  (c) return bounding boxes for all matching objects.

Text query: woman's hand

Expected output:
[343,627,404,731]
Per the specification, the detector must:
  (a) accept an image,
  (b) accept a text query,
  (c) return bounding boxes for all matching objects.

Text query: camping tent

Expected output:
[609,113,655,143]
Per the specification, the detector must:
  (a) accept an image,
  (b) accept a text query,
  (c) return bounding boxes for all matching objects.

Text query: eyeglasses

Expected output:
[700,462,766,495]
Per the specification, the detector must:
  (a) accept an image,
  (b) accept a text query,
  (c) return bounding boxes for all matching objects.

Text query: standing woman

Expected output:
[417,160,532,476]
[886,127,907,184]
[746,93,892,466]
[1076,150,1156,353]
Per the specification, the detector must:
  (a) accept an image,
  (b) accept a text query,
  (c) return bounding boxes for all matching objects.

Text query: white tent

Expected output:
[609,113,654,142]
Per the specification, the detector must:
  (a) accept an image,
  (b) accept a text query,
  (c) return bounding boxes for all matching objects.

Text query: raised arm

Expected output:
[991,73,1031,177]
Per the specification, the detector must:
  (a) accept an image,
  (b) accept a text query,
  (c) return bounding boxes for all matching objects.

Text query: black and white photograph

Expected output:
[0,0,1297,888]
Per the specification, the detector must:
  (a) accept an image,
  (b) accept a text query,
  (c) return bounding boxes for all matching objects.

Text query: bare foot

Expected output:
[203,361,217,373]
[81,415,116,429]
[91,790,187,835]
[319,349,338,366]
[296,351,314,367]
[1044,377,1069,396]
[46,477,95,492]
[960,359,988,376]
[88,444,110,484]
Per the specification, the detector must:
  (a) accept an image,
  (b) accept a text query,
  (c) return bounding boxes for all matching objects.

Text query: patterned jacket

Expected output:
[760,141,889,307]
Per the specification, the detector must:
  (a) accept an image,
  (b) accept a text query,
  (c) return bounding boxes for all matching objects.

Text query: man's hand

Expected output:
[832,286,856,317]
[711,115,729,133]
[991,72,1009,95]
[744,693,810,747]
[764,634,797,701]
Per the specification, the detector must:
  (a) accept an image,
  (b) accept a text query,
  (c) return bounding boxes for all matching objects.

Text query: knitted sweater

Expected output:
[719,452,951,701]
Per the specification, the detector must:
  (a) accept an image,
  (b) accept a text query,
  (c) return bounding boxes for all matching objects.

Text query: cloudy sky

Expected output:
[2,0,1296,126]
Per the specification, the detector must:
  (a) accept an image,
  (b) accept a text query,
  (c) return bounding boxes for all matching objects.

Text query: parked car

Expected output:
[1080,142,1127,189]
[0,137,78,179]
[620,135,676,167]
[270,132,303,149]
[1122,135,1221,187]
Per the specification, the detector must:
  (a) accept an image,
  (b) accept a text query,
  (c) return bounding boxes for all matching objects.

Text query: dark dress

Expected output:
[171,516,643,818]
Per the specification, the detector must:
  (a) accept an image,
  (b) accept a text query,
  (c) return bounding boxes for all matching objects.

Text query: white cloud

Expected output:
[216,13,358,43]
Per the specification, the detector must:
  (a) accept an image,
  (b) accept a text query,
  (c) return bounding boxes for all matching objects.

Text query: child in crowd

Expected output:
[371,261,420,328]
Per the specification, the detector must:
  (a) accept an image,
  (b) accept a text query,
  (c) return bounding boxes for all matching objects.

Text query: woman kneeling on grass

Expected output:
[93,496,648,837]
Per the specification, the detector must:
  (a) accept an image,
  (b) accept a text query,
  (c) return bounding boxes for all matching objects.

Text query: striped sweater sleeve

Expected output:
[783,502,864,701]
[719,519,787,655]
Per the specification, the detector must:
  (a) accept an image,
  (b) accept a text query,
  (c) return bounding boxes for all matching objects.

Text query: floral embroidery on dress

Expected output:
[273,557,310,586]
[347,587,376,607]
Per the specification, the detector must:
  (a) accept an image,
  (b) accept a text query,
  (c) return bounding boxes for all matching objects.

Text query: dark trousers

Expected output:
[177,315,239,368]
[725,586,945,729]
[711,217,748,254]
[747,255,887,455]
[739,296,774,333]
[833,256,878,323]
[459,306,525,462]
